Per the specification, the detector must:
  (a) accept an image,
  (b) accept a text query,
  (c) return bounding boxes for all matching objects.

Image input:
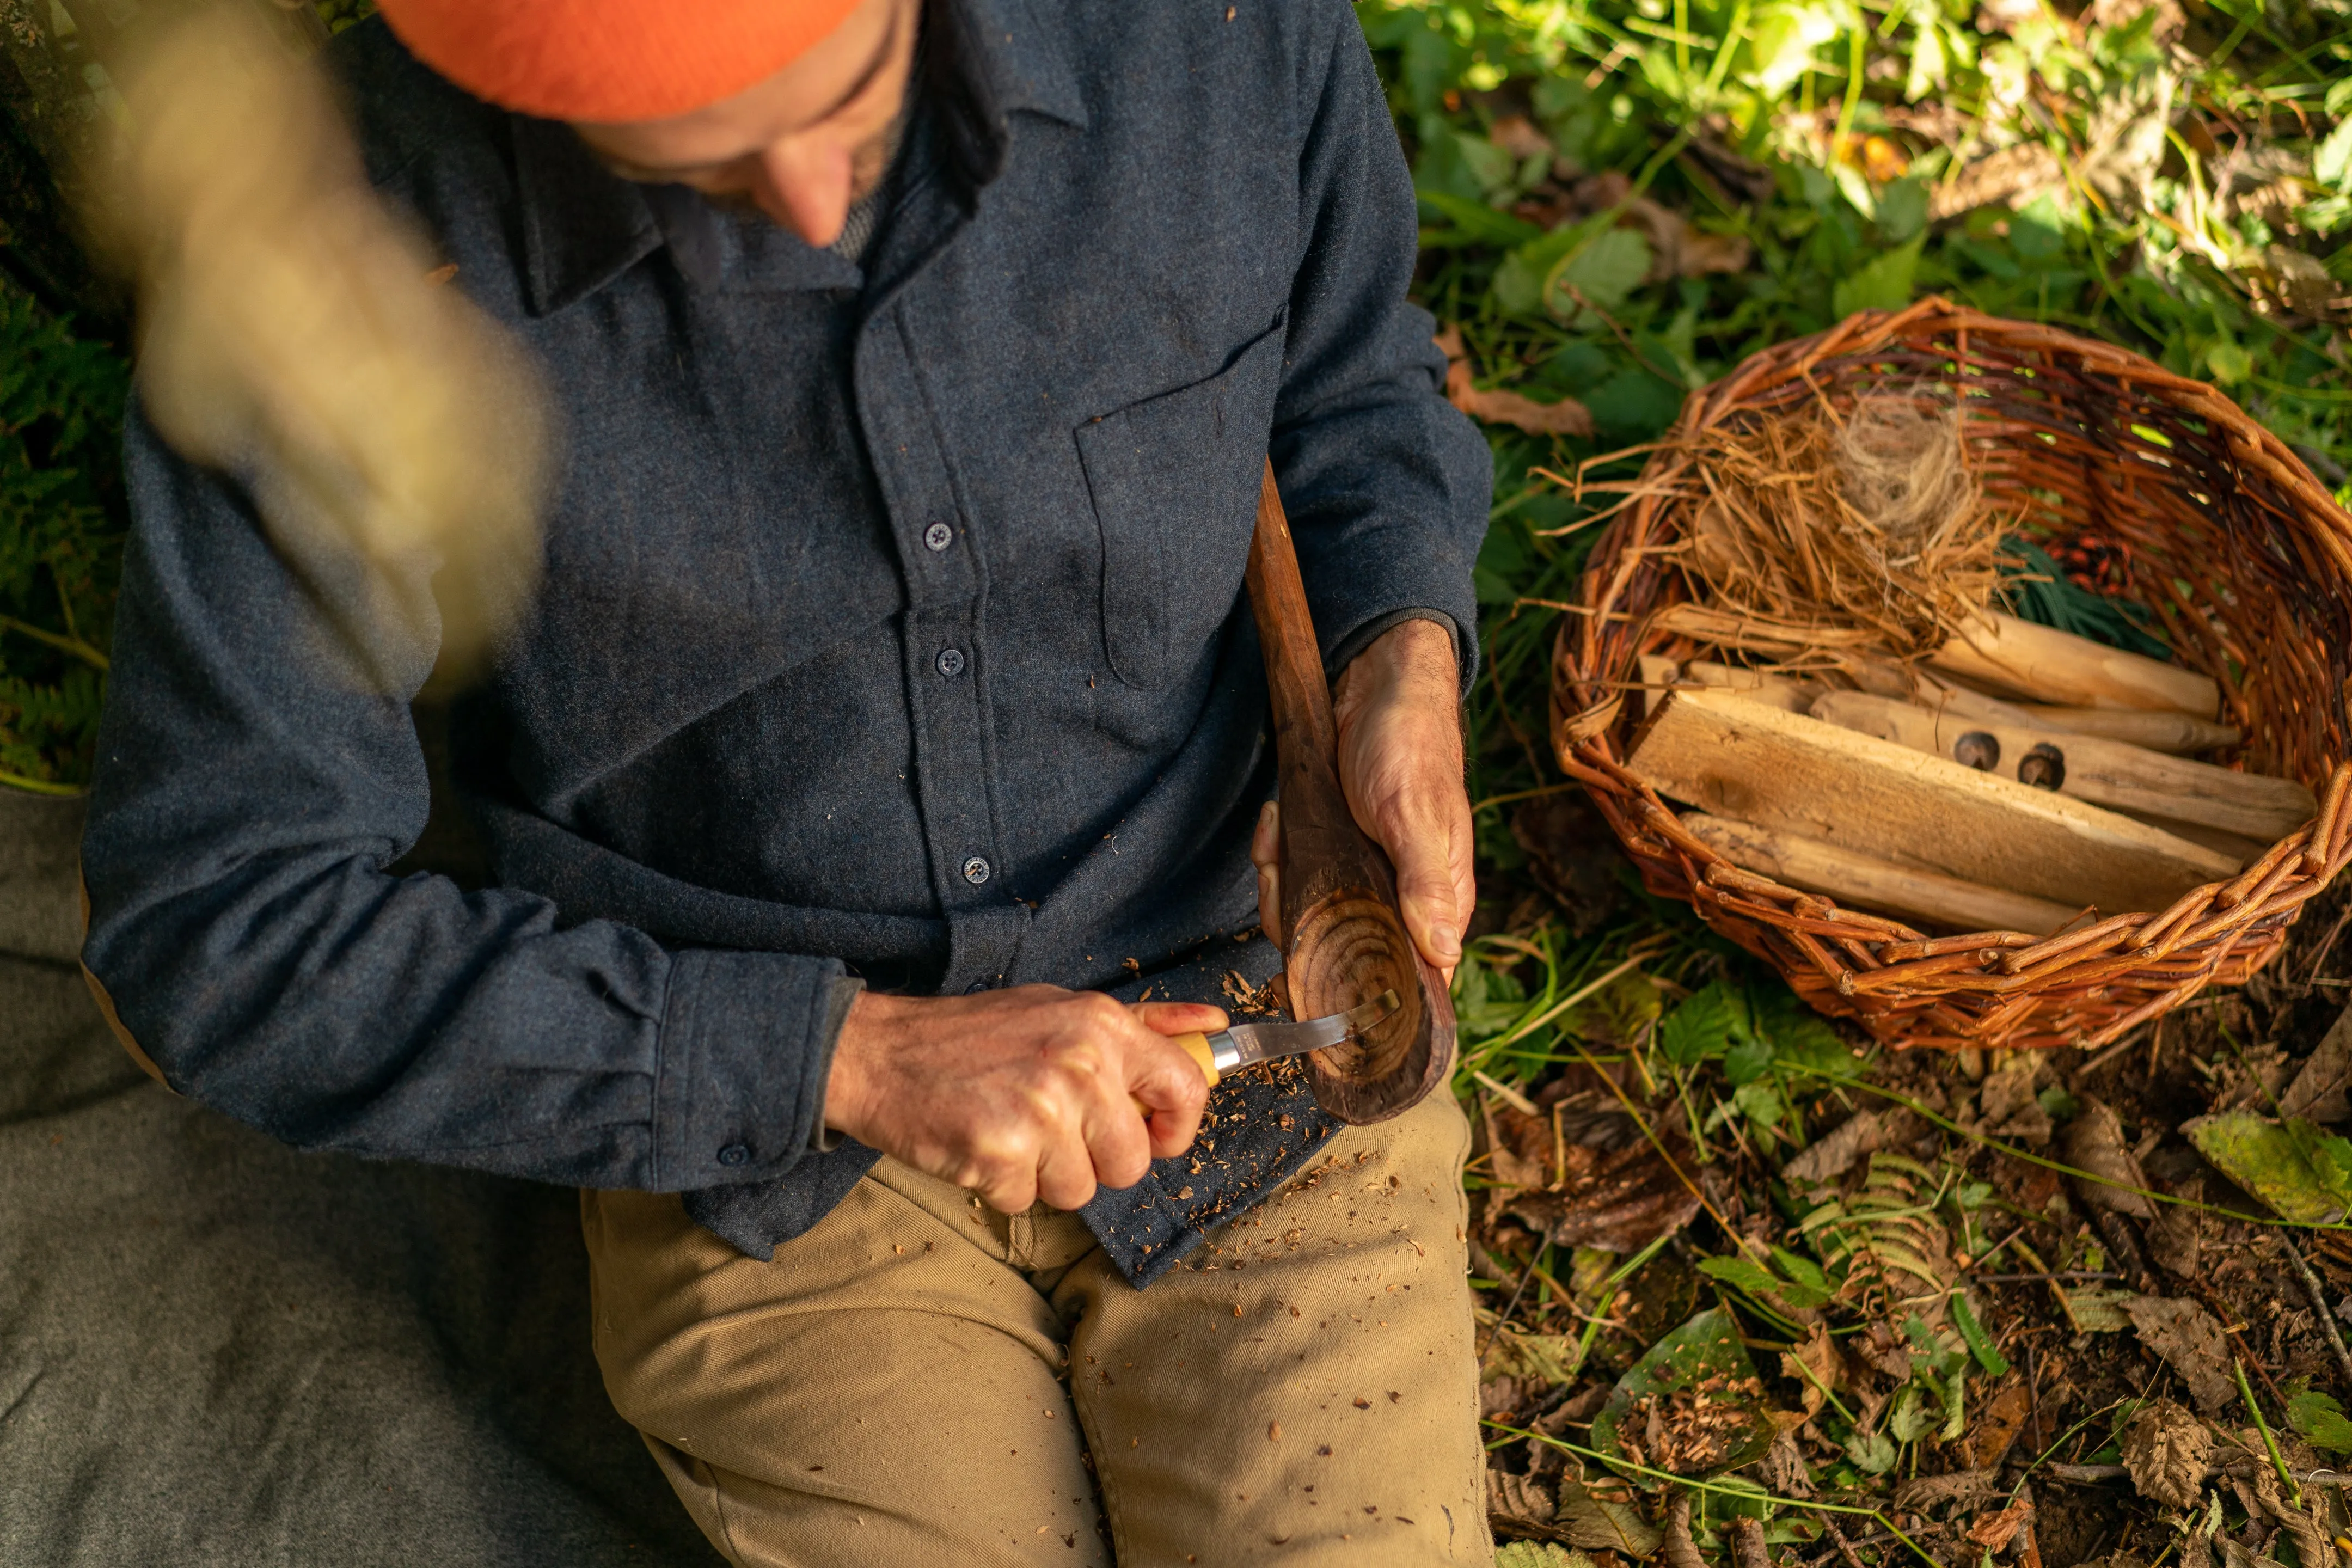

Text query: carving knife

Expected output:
[1134,989,1399,1113]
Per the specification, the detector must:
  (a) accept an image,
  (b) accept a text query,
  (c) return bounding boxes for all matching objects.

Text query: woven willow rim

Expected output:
[1549,296,2352,1052]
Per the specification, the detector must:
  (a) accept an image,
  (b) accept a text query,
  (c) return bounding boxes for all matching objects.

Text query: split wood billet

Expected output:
[1680,660,1821,714]
[1808,690,2317,844]
[1637,653,1680,718]
[2011,704,2242,754]
[1847,663,2238,755]
[1680,813,2078,936]
[1929,611,2220,718]
[2106,809,2268,869]
[1246,461,1450,1124]
[1626,687,2240,913]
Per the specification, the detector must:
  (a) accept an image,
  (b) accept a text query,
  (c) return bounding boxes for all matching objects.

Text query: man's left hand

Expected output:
[1252,617,1473,984]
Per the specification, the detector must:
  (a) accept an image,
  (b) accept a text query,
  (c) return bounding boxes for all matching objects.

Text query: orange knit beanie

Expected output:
[378,0,869,122]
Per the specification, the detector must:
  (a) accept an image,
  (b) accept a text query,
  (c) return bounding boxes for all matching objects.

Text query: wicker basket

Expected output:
[1551,296,2352,1052]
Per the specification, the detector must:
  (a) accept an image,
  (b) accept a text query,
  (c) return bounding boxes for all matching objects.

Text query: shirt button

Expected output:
[965,979,994,994]
[960,855,991,885]
[935,647,966,678]
[717,1143,751,1167]
[922,521,953,552]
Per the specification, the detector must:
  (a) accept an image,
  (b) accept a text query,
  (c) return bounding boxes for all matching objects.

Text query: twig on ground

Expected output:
[2281,1236,2352,1392]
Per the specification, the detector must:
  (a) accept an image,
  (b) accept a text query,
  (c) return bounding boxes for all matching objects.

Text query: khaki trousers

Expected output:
[581,1091,1491,1567]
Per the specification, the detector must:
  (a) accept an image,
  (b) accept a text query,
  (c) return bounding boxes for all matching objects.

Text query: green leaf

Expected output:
[2036,1085,2080,1122]
[1744,0,1842,94]
[1545,226,1654,321]
[2317,117,2352,192]
[1950,1293,2010,1375]
[1495,1545,1600,1568]
[1889,1382,1937,1442]
[1657,981,1748,1068]
[2183,1112,2352,1224]
[1845,1429,1898,1474]
[2206,340,2255,384]
[1734,1080,1786,1132]
[1831,236,1925,318]
[1492,223,1589,317]
[1723,1036,1775,1087]
[1696,1252,1834,1310]
[1877,177,1930,243]
[1416,188,1545,248]
[1563,968,1663,1048]
[2065,1288,2135,1332]
[1591,1308,1781,1486]
[2289,1389,2352,1454]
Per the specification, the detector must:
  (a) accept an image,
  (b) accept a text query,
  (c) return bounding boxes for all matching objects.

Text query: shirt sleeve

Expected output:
[77,408,852,1192]
[1270,0,1492,688]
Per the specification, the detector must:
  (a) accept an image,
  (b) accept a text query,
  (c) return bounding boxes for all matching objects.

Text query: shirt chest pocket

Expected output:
[1074,319,1287,691]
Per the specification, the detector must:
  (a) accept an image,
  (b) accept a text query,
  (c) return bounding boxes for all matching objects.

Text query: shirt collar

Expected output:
[510,0,1084,317]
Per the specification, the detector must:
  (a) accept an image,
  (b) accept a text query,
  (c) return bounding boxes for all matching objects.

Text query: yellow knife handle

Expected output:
[1130,1031,1220,1116]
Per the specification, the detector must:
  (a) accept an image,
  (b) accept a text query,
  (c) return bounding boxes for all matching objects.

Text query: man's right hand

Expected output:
[820,987,1220,1214]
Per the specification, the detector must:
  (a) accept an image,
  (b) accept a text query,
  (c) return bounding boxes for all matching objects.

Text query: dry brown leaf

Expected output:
[1980,1064,2054,1146]
[1894,1471,1999,1511]
[2062,1098,2158,1219]
[1661,1492,1705,1568]
[1542,1135,1705,1253]
[1623,196,1753,281]
[2145,1179,2201,1279]
[1928,143,2064,222]
[1963,1377,2036,1472]
[1730,1515,1771,1568]
[1783,1110,1896,1187]
[1779,1322,1841,1419]
[2247,1463,2333,1568]
[1447,362,1596,437]
[1489,114,1553,162]
[2123,1300,2235,1416]
[2281,1003,2352,1122]
[1967,1500,2035,1552]
[1487,1467,1561,1540]
[1558,1473,1665,1558]
[1435,326,1595,438]
[2121,1399,2212,1509]
[1760,1427,1814,1497]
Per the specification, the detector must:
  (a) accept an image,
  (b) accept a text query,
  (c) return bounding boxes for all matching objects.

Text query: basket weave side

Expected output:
[1551,296,2352,1051]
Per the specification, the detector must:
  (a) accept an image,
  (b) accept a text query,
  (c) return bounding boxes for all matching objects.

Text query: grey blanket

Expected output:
[0,788,719,1566]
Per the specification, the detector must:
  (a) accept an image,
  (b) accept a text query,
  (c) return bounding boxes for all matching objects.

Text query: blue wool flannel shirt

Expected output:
[77,0,1490,1286]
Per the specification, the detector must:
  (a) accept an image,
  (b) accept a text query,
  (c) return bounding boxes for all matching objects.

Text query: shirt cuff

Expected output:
[808,976,862,1153]
[652,948,855,1190]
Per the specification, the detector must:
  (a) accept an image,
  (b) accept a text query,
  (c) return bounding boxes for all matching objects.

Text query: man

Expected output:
[79,0,1494,1560]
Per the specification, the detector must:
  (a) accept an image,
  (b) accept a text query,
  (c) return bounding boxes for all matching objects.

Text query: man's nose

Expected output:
[755,136,854,249]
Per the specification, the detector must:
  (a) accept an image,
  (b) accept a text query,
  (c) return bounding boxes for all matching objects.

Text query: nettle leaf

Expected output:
[1832,235,1925,317]
[1657,980,1749,1068]
[1563,968,1663,1048]
[2289,1389,2352,1454]
[1733,1080,1786,1134]
[1545,226,1654,321]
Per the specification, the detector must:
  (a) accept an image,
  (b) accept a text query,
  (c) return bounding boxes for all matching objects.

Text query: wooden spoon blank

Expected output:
[1245,461,1454,1124]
